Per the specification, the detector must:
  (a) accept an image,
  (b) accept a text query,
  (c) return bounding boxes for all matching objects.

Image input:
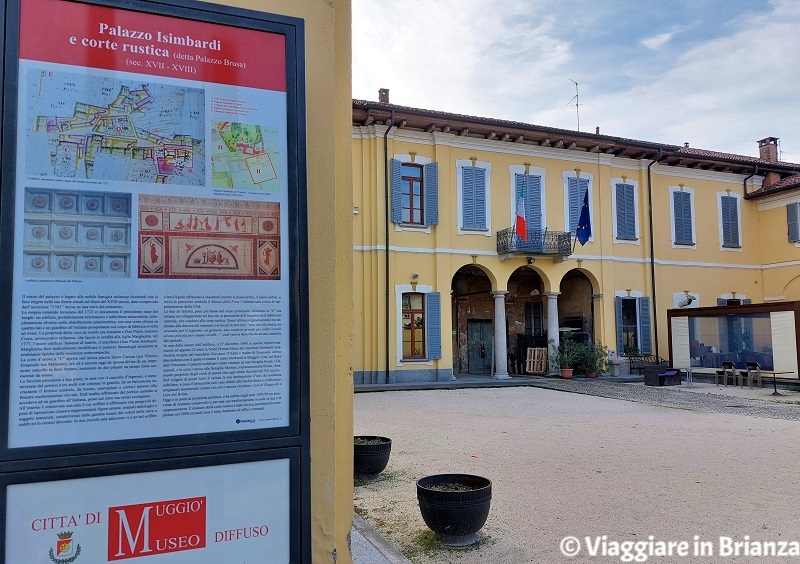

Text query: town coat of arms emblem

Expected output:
[49,531,81,563]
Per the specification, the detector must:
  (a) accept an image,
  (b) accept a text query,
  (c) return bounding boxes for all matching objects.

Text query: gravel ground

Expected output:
[354,382,800,564]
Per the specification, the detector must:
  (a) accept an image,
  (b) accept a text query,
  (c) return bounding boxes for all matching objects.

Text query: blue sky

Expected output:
[352,0,800,160]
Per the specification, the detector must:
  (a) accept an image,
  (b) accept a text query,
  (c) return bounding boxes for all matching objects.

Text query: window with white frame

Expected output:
[395,285,441,363]
[718,192,741,249]
[390,156,438,227]
[615,294,652,355]
[563,171,592,238]
[612,180,638,242]
[457,160,491,235]
[788,203,799,242]
[509,164,545,235]
[670,186,695,247]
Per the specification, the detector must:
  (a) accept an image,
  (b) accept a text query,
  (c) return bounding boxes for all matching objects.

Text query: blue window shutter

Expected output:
[789,203,800,242]
[527,175,542,231]
[426,292,441,359]
[390,159,402,223]
[638,297,652,354]
[615,184,625,238]
[474,168,487,229]
[619,184,635,239]
[673,192,683,242]
[674,191,692,244]
[568,178,588,232]
[424,162,439,226]
[568,177,580,232]
[681,192,693,244]
[462,167,475,228]
[722,196,739,247]
[615,297,624,355]
[728,197,739,247]
[721,196,731,246]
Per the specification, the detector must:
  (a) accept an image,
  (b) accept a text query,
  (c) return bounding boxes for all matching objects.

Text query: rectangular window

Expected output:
[615,183,636,240]
[524,302,544,336]
[515,174,542,232]
[788,203,800,242]
[673,191,693,245]
[402,292,425,359]
[401,164,423,224]
[462,167,487,229]
[390,159,438,226]
[621,299,638,353]
[615,296,652,355]
[720,195,740,248]
[568,177,589,233]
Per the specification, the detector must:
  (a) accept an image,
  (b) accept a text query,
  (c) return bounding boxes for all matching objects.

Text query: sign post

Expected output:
[0,0,309,560]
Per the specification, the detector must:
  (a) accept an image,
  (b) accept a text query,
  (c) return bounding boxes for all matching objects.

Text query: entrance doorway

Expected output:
[467,319,493,374]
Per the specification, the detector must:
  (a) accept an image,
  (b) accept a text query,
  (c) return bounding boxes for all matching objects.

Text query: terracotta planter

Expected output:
[417,474,492,546]
[560,368,574,379]
[587,372,599,378]
[354,436,391,476]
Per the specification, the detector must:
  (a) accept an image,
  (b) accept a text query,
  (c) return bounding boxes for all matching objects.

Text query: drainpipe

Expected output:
[383,111,395,384]
[743,165,758,197]
[647,149,665,357]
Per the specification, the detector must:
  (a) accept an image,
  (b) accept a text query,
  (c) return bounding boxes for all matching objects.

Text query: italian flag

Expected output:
[515,180,527,240]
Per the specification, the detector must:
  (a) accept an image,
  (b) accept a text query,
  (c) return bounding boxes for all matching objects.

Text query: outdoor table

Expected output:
[759,370,794,396]
[683,367,694,388]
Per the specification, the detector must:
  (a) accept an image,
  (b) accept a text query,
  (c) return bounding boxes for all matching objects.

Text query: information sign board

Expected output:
[3,450,297,562]
[0,0,306,455]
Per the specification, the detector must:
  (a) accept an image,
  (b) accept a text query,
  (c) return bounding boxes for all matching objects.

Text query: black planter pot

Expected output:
[353,436,391,476]
[416,474,492,546]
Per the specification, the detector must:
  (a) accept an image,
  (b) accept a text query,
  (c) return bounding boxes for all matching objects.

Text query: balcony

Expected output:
[496,228,573,261]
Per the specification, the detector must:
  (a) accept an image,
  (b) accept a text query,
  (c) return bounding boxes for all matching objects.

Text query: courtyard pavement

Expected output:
[352,379,800,563]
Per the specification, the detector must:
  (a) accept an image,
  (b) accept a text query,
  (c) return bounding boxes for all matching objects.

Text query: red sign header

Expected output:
[20,0,286,91]
[107,496,207,560]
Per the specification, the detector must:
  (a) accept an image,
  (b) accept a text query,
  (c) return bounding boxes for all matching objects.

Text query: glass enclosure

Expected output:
[688,312,773,369]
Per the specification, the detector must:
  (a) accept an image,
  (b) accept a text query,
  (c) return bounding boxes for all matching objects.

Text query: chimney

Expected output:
[758,137,781,188]
[758,137,779,162]
[378,88,390,103]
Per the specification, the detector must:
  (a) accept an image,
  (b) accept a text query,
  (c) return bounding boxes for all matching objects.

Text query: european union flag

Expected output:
[576,189,592,245]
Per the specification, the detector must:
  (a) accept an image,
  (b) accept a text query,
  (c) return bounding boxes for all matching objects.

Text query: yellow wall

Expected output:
[353,126,800,375]
[213,0,353,561]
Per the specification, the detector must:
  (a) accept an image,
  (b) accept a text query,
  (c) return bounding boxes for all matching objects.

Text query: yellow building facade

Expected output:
[353,99,800,383]
[234,1,354,561]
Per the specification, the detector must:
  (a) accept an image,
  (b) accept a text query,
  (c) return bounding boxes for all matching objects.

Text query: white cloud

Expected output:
[353,0,800,159]
[640,32,674,50]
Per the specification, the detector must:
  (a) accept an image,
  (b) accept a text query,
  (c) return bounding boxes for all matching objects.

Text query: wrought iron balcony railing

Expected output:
[496,228,573,257]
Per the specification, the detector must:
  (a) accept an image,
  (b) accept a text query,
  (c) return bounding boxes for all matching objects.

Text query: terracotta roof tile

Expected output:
[353,99,800,173]
[747,173,800,197]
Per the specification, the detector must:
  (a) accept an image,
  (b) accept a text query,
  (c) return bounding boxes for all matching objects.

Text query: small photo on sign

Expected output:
[138,194,280,280]
[23,188,131,277]
[210,121,280,190]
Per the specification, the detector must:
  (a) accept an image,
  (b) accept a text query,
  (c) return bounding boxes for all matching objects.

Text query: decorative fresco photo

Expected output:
[138,194,280,280]
[23,188,131,277]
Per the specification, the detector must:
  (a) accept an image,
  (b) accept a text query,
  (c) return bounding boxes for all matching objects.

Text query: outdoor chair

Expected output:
[718,361,739,387]
[745,362,764,389]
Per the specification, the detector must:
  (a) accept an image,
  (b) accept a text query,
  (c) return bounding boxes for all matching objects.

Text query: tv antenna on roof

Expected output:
[568,79,580,132]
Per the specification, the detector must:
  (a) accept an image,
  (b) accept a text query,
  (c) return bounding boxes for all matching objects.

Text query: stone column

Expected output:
[492,291,511,379]
[546,292,561,374]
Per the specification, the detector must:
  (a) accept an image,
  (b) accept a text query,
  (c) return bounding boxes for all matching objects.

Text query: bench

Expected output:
[643,367,681,387]
[627,354,669,375]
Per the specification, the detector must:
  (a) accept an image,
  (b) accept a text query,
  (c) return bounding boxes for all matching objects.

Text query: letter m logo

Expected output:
[108,503,153,560]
